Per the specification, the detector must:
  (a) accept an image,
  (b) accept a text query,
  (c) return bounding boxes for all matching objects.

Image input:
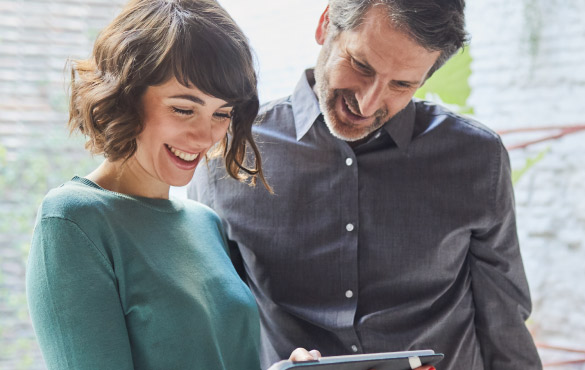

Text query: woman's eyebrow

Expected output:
[169,94,205,105]
[168,94,233,108]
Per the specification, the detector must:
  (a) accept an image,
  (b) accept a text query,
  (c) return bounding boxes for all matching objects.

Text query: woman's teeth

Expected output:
[168,145,199,162]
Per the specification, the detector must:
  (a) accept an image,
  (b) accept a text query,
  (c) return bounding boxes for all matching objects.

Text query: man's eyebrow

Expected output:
[168,94,232,108]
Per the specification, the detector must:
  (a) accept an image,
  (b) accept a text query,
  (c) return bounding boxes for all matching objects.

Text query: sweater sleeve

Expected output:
[26,216,134,370]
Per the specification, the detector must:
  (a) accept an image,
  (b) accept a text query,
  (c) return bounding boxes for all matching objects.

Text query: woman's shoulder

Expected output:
[180,198,222,223]
[38,177,111,223]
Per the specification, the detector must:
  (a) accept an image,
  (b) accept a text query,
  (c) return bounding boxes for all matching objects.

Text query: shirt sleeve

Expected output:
[26,216,134,370]
[468,143,542,369]
[189,163,247,280]
[188,163,217,210]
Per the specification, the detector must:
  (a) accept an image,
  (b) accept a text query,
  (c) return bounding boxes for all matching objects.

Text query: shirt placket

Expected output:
[337,144,362,353]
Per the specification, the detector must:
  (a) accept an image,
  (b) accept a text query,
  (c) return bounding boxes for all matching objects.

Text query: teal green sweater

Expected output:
[26,177,261,370]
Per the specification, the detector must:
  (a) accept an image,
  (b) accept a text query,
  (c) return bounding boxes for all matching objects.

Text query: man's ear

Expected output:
[315,6,330,45]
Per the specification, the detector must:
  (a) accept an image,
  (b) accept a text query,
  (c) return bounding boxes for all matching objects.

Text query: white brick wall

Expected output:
[467,0,585,360]
[467,0,585,128]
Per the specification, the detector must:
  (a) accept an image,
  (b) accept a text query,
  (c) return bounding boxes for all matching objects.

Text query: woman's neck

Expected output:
[86,158,170,199]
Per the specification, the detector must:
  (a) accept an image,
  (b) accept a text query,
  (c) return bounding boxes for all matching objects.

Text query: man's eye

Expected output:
[172,107,193,115]
[394,81,413,89]
[351,58,370,73]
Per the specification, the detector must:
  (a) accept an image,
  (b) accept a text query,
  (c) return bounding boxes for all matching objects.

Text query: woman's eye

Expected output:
[213,112,233,121]
[172,107,193,116]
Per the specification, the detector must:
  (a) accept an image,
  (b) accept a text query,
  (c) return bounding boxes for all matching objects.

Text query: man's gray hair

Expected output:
[328,0,468,78]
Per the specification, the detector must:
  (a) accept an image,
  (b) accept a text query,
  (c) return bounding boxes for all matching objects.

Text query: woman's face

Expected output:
[135,76,233,187]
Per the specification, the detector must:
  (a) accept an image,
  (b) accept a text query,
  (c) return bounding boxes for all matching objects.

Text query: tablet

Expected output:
[268,349,444,370]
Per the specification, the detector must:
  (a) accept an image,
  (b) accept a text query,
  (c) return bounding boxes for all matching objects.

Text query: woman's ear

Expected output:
[315,5,330,45]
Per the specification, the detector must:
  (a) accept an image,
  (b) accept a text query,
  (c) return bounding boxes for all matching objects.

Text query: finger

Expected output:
[289,348,318,362]
[309,349,322,359]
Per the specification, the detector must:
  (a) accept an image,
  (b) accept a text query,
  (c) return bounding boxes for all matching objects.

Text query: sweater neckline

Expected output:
[71,176,184,213]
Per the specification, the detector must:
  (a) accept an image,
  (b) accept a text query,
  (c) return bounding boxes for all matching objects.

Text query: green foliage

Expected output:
[512,148,549,185]
[0,144,6,163]
[1,133,99,234]
[523,0,543,59]
[0,131,100,369]
[415,47,474,114]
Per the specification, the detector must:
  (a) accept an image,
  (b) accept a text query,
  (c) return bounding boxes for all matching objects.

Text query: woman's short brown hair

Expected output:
[69,0,269,189]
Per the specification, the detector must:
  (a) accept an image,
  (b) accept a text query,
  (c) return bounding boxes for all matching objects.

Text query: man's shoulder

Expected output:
[256,96,293,125]
[259,95,293,113]
[413,99,502,143]
[250,95,301,142]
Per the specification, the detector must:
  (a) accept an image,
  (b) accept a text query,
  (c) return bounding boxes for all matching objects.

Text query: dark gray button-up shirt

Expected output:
[189,70,542,370]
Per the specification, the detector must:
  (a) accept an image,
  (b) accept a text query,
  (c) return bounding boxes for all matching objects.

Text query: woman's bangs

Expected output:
[172,26,256,105]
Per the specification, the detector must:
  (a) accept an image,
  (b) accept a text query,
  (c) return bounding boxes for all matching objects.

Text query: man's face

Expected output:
[313,6,440,142]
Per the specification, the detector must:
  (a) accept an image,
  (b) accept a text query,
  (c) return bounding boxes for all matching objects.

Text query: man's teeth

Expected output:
[168,145,199,162]
[343,96,361,116]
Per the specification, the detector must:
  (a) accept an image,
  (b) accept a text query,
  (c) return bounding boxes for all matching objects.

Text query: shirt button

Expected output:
[345,158,353,166]
[351,345,359,353]
[345,290,354,298]
[346,223,354,232]
[375,131,381,139]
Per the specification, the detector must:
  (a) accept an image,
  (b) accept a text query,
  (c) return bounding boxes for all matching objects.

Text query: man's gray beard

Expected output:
[318,91,372,142]
[315,77,387,142]
[314,64,373,142]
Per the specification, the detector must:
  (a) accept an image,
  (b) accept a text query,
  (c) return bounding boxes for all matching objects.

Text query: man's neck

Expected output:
[347,134,374,148]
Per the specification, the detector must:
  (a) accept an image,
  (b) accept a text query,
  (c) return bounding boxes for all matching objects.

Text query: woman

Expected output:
[25,0,303,368]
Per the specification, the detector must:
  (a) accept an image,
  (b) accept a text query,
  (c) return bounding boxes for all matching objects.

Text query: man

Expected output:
[189,1,542,369]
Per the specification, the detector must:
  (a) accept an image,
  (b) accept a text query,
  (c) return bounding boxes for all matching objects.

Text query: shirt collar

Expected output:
[382,100,416,150]
[292,69,322,141]
[291,68,416,148]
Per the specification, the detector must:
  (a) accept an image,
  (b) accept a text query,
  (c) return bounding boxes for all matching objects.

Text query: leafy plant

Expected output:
[512,147,549,185]
[415,47,474,114]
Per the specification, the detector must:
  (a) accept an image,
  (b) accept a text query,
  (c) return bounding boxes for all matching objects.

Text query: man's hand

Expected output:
[288,347,322,362]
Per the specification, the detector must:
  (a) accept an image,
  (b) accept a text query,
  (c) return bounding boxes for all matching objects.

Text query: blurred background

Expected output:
[1,0,584,368]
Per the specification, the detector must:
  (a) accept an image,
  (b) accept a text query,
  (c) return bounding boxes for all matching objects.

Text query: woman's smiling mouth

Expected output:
[164,144,203,171]
[166,144,200,162]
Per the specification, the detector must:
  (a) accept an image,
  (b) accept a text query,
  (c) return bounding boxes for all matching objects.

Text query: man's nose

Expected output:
[356,78,386,117]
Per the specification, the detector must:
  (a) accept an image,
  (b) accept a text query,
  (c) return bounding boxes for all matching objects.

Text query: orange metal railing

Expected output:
[499,125,585,151]
[538,343,585,368]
